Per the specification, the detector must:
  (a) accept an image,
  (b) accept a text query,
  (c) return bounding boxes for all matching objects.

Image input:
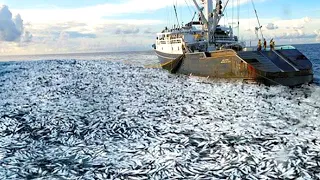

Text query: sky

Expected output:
[0,0,319,55]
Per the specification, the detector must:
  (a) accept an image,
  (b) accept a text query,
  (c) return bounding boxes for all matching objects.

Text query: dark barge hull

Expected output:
[155,48,313,86]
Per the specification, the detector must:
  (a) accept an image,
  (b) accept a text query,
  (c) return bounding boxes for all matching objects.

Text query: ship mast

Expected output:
[205,0,214,47]
[192,0,222,50]
[191,0,208,25]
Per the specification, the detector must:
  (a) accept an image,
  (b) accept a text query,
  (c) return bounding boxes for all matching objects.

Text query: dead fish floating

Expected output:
[0,55,320,179]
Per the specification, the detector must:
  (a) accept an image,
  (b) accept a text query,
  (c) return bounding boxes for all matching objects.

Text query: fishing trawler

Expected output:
[153,0,313,86]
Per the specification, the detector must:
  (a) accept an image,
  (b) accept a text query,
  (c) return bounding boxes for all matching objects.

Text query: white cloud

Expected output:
[115,26,140,35]
[0,5,31,42]
[1,1,319,55]
[274,17,311,30]
[265,23,278,30]
[315,30,320,41]
[234,16,320,45]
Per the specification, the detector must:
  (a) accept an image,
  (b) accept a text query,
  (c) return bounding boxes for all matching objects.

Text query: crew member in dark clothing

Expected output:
[263,39,267,50]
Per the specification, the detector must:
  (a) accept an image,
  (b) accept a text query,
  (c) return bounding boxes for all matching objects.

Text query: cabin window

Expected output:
[178,47,180,50]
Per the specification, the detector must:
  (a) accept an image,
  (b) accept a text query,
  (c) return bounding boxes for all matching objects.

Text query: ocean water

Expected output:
[0,44,320,179]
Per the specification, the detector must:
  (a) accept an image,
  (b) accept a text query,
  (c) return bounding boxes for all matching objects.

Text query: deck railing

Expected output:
[156,38,183,45]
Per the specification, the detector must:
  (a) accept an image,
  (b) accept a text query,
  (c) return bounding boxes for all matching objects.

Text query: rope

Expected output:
[170,54,185,73]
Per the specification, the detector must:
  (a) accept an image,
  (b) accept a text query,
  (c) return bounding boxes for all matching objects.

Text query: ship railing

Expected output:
[213,49,238,54]
[244,45,296,52]
[214,37,237,42]
[201,48,239,58]
[274,45,296,50]
[263,46,296,51]
[156,38,183,45]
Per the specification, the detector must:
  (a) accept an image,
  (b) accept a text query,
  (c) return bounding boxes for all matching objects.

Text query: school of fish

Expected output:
[0,57,320,179]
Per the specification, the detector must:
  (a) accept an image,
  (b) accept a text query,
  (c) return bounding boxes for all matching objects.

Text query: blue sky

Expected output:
[0,0,319,55]
[2,0,319,17]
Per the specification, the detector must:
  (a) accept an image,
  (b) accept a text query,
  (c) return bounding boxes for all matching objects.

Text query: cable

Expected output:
[251,0,264,40]
[237,0,240,38]
[184,0,194,17]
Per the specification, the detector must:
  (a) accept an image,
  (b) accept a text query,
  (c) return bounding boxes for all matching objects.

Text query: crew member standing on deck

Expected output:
[263,39,267,50]
[270,38,275,50]
[257,39,262,51]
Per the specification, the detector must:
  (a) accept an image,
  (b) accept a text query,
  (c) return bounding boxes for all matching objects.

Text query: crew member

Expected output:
[263,38,267,50]
[257,39,262,51]
[270,39,275,50]
[272,39,275,50]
